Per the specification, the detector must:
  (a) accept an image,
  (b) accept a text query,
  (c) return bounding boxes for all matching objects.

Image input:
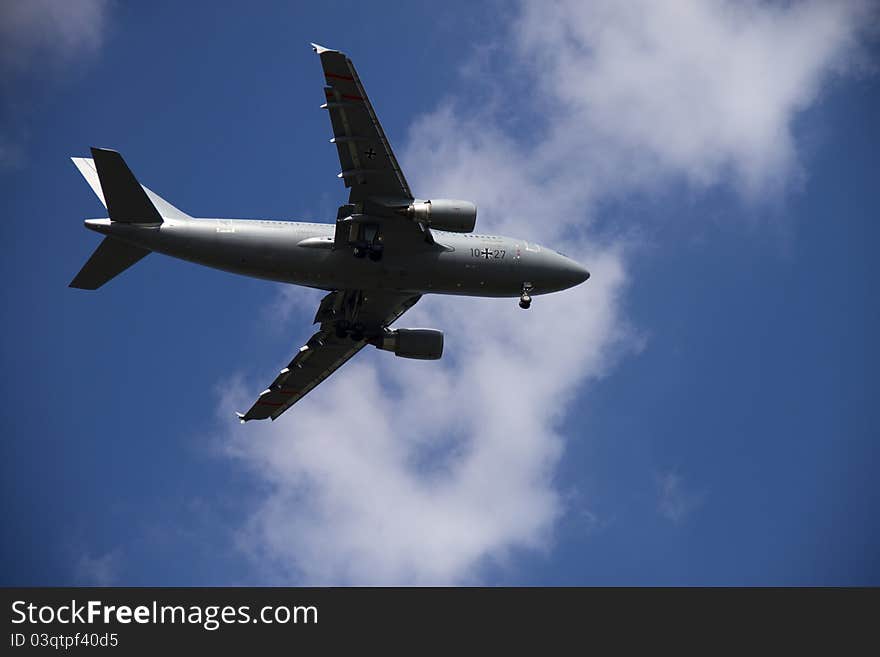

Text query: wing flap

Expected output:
[242,334,362,421]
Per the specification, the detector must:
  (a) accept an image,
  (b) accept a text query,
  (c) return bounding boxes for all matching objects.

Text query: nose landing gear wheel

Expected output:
[519,282,533,309]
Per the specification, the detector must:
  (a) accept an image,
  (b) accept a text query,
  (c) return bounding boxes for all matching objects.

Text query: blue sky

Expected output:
[1,1,878,585]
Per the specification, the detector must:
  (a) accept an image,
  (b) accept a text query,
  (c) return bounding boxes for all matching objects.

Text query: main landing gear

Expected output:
[519,282,533,309]
[352,244,383,261]
[334,320,366,341]
[351,222,383,261]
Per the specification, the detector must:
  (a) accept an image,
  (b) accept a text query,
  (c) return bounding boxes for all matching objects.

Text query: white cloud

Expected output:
[657,472,703,524]
[0,0,109,169]
[0,0,109,76]
[514,0,872,197]
[224,256,627,584]
[75,550,121,586]
[218,0,870,584]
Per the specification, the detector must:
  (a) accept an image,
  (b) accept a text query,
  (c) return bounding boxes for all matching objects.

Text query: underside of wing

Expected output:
[312,43,412,205]
[239,290,420,422]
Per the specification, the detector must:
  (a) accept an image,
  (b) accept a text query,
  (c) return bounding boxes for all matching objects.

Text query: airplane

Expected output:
[69,43,590,422]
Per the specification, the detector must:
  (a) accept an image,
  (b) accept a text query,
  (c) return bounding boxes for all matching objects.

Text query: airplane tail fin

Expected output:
[71,148,191,221]
[69,148,192,290]
[69,236,151,290]
[82,148,163,224]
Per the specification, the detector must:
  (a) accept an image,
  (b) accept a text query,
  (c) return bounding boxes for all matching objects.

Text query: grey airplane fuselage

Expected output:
[84,216,590,298]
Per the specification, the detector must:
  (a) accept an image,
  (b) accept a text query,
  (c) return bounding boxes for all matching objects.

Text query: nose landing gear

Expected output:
[519,282,533,309]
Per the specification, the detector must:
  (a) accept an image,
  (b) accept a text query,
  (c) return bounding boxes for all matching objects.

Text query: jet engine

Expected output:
[372,328,444,360]
[402,199,477,233]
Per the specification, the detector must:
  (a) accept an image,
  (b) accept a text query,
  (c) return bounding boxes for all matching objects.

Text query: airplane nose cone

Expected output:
[529,249,591,292]
[572,261,590,285]
[560,257,590,288]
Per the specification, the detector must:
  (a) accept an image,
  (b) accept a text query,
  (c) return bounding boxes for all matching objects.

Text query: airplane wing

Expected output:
[312,43,412,205]
[239,290,420,422]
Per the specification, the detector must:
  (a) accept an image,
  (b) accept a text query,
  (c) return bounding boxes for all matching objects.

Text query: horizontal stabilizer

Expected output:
[69,237,151,290]
[89,148,162,224]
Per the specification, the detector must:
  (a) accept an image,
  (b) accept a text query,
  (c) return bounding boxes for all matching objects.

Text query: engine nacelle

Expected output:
[404,199,477,233]
[373,328,444,360]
